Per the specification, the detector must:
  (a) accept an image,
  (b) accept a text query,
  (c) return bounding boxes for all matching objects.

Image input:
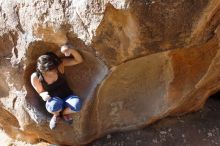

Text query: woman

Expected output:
[30,44,83,129]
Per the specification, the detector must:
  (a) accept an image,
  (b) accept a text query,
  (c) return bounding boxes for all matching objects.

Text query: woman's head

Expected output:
[36,52,61,73]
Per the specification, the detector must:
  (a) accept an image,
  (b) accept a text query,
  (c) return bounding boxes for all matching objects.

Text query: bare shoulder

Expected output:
[30,72,44,93]
[30,72,40,86]
[31,72,38,81]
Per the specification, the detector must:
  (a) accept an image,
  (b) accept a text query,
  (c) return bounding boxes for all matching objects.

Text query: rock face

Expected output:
[0,0,220,145]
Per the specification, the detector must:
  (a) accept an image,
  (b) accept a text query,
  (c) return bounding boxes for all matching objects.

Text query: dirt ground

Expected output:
[89,93,220,146]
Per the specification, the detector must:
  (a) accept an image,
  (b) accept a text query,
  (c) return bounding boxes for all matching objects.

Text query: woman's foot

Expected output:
[49,115,60,129]
[62,114,73,125]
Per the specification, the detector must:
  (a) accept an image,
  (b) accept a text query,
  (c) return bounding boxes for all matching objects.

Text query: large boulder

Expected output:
[0,0,220,145]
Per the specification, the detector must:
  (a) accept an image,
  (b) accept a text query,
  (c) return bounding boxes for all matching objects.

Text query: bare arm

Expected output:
[31,72,45,93]
[30,72,51,101]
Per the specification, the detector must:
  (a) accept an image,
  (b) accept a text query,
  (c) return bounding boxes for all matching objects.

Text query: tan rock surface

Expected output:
[0,0,220,145]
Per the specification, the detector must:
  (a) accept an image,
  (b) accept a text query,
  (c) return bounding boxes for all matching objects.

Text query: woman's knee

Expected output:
[65,95,82,112]
[46,97,64,113]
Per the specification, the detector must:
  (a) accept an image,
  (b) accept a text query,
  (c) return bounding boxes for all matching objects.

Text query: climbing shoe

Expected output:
[49,115,60,129]
[63,114,73,125]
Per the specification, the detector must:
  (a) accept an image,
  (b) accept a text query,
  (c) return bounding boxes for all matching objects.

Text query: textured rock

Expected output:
[0,0,220,145]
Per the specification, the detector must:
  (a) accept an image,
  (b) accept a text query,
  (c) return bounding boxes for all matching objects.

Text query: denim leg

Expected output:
[46,97,64,113]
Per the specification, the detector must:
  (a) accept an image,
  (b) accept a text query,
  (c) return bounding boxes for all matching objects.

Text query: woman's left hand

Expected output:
[61,45,72,56]
[60,44,83,66]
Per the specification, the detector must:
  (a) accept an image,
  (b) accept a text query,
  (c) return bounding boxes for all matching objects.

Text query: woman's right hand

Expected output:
[39,92,51,101]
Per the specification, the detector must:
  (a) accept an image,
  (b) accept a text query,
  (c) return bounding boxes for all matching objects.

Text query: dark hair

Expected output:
[36,52,62,74]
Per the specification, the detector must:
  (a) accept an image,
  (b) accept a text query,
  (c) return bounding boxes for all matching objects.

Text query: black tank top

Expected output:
[39,71,74,99]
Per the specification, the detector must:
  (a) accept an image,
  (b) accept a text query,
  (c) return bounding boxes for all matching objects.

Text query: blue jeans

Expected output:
[46,95,82,113]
